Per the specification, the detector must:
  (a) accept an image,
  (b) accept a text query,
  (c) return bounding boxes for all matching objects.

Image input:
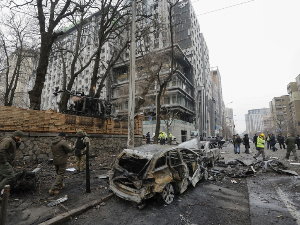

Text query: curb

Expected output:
[38,193,114,225]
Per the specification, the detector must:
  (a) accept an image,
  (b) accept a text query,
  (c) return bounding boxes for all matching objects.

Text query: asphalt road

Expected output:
[64,143,300,225]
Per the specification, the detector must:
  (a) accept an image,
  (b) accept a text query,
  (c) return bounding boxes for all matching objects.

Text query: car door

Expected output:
[180,149,201,187]
[167,149,189,194]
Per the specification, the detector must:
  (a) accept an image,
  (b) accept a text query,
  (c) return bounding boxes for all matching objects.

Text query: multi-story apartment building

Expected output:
[41,12,111,110]
[269,95,291,136]
[224,107,234,139]
[0,49,38,108]
[37,0,220,142]
[210,67,224,135]
[245,108,270,137]
[287,82,300,134]
[111,46,195,142]
[173,1,214,137]
[261,115,273,135]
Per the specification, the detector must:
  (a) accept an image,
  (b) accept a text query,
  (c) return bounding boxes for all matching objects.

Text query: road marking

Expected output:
[275,186,300,224]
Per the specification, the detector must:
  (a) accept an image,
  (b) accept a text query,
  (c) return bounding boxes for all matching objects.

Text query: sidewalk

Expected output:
[1,155,114,225]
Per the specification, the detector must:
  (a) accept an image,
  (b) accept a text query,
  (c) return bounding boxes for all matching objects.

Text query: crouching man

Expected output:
[0,130,23,201]
[49,132,72,195]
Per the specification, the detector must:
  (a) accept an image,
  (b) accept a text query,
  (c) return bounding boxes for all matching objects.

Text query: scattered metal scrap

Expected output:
[208,158,298,181]
[47,195,68,207]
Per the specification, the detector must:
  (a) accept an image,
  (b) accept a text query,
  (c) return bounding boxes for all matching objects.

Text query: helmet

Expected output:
[260,133,265,138]
[77,129,84,135]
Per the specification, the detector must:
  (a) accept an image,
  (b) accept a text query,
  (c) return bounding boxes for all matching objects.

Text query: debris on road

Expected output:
[180,214,197,225]
[97,174,109,179]
[66,167,76,172]
[207,158,298,181]
[47,195,68,207]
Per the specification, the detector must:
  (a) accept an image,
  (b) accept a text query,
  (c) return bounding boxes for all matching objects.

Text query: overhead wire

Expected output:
[190,0,255,16]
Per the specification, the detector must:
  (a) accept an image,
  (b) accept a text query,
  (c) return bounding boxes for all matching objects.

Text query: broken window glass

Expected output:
[169,150,181,165]
[155,155,167,169]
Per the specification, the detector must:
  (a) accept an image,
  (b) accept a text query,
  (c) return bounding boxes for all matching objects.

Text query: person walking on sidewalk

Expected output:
[74,129,90,174]
[296,135,300,150]
[284,133,298,161]
[232,135,236,152]
[266,134,271,149]
[253,134,258,149]
[270,133,278,151]
[254,133,266,160]
[0,130,23,201]
[243,134,250,154]
[277,134,285,149]
[49,132,72,195]
[146,132,151,144]
[234,134,242,154]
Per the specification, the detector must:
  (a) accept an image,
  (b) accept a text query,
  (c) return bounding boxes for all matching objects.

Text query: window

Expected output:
[155,155,167,169]
[169,150,181,165]
[154,4,158,10]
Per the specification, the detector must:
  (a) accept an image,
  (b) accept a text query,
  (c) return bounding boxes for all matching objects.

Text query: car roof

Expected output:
[123,144,176,160]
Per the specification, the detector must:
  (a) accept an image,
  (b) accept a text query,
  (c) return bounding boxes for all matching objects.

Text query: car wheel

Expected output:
[161,183,175,204]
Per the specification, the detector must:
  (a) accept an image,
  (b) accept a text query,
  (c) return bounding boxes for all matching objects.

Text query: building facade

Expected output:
[246,108,270,137]
[269,95,291,136]
[287,82,300,135]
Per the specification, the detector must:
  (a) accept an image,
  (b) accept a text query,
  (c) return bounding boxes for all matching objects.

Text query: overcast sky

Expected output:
[191,0,300,134]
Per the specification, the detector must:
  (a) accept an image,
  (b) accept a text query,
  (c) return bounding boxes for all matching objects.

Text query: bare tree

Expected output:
[50,0,153,112]
[4,0,95,110]
[0,12,38,107]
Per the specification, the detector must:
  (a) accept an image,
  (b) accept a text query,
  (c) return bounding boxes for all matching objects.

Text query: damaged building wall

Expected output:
[0,131,143,164]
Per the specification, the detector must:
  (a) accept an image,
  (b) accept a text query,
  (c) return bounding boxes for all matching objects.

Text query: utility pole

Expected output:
[127,0,136,149]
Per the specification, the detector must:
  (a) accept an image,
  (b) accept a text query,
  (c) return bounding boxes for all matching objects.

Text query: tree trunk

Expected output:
[154,90,162,144]
[29,33,54,110]
[89,50,100,97]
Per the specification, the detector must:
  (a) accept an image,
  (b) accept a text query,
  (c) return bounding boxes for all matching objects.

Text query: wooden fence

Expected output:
[0,105,142,135]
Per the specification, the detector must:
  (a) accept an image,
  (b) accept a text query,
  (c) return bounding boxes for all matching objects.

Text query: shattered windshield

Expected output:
[118,153,150,175]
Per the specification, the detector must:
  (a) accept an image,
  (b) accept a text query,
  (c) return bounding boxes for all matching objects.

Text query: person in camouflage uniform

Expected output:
[285,133,298,161]
[74,130,90,174]
[49,132,72,195]
[0,130,23,201]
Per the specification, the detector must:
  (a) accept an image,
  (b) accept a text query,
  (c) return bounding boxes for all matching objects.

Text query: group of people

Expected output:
[231,133,299,161]
[252,133,299,161]
[145,131,173,145]
[0,129,90,199]
[233,132,299,162]
[232,134,250,154]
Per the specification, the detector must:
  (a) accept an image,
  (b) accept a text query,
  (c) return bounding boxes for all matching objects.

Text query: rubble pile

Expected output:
[208,158,297,181]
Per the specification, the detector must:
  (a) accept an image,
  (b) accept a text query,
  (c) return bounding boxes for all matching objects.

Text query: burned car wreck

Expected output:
[177,138,220,167]
[109,138,214,205]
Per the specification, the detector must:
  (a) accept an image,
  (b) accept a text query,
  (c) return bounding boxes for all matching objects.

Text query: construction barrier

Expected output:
[0,106,142,135]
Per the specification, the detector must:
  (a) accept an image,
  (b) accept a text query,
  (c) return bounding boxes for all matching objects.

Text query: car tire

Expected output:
[161,183,175,204]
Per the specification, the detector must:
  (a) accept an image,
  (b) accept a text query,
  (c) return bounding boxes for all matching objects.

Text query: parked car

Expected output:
[207,136,217,143]
[109,143,209,205]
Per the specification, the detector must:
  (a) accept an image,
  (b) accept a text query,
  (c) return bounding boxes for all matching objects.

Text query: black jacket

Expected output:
[243,135,249,146]
[253,136,258,143]
[277,136,284,144]
[270,135,276,145]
